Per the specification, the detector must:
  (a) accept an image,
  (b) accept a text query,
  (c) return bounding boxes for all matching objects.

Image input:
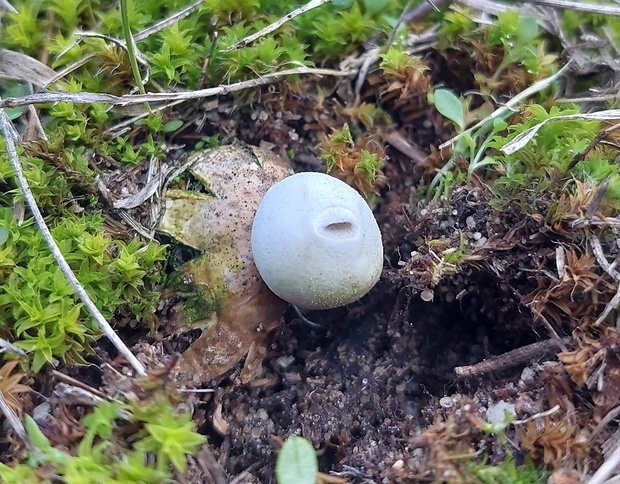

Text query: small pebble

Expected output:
[486,400,516,425]
[276,355,295,369]
[420,289,434,302]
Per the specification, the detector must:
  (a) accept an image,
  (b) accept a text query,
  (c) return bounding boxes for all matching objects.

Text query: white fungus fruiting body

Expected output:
[251,172,383,310]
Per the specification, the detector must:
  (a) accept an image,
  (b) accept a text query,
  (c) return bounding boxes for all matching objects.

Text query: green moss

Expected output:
[0,387,205,482]
[0,136,167,371]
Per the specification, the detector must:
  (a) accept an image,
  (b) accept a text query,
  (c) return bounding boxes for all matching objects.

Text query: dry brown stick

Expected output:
[0,338,27,357]
[51,370,111,401]
[532,309,569,352]
[520,0,620,16]
[512,405,560,425]
[591,405,620,443]
[1,67,355,109]
[0,0,16,13]
[567,122,620,171]
[454,338,563,377]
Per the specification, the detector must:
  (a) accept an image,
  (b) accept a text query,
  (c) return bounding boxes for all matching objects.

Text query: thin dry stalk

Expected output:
[520,0,620,16]
[0,0,16,13]
[0,107,147,376]
[591,444,620,484]
[512,405,561,425]
[0,338,27,357]
[439,61,573,151]
[590,234,620,282]
[1,66,354,109]
[454,338,563,377]
[223,0,331,52]
[134,0,203,42]
[595,283,620,327]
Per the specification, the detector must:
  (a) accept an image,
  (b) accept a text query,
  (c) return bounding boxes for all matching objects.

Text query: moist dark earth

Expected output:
[189,179,550,482]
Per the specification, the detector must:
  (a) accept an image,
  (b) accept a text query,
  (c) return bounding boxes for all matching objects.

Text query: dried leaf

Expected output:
[159,145,291,384]
[0,360,31,416]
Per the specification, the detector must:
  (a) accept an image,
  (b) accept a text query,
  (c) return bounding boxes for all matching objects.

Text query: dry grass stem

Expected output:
[0,338,27,357]
[590,444,620,484]
[2,67,354,109]
[51,370,111,402]
[594,284,620,327]
[454,339,563,377]
[440,61,573,151]
[590,234,620,282]
[520,0,620,16]
[133,0,203,42]
[0,0,16,13]
[512,405,561,425]
[223,0,331,52]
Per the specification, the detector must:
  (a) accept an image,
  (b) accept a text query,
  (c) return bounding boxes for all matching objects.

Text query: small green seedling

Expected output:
[276,436,318,484]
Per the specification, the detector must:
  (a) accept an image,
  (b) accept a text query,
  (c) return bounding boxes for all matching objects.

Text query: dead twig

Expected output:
[2,67,355,109]
[402,0,448,24]
[591,405,620,443]
[385,0,417,51]
[590,444,620,484]
[567,123,620,171]
[0,106,147,377]
[51,370,111,402]
[520,0,620,17]
[0,338,27,357]
[512,405,561,425]
[590,234,620,282]
[223,0,331,52]
[595,283,620,327]
[0,0,16,12]
[384,131,429,164]
[454,338,563,377]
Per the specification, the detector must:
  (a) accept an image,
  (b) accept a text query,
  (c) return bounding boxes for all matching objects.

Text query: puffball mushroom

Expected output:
[251,172,383,310]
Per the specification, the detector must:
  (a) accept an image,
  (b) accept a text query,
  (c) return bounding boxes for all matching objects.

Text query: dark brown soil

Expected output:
[192,177,550,482]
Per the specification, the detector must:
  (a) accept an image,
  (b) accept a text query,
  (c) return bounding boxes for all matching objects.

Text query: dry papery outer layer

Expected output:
[251,172,383,310]
[158,145,291,384]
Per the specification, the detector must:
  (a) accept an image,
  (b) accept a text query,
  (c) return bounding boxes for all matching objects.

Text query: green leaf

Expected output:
[0,226,8,245]
[163,119,183,133]
[275,436,318,484]
[363,0,388,16]
[24,415,52,451]
[431,88,465,132]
